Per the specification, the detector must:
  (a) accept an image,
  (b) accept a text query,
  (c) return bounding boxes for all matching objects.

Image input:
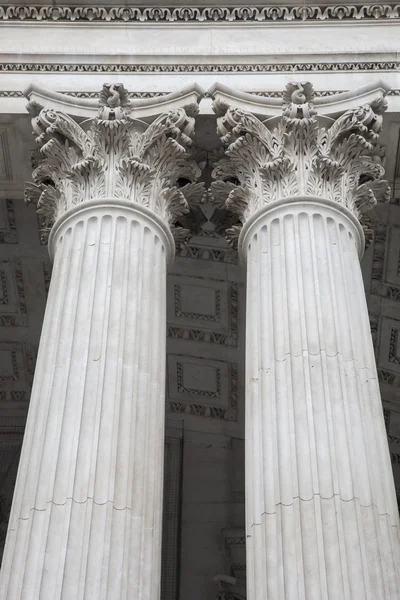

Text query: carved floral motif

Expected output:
[211,82,390,246]
[97,83,131,120]
[0,62,398,73]
[0,4,399,23]
[25,84,204,242]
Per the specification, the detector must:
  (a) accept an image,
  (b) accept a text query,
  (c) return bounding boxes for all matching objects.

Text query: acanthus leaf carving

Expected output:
[212,81,390,247]
[26,84,204,241]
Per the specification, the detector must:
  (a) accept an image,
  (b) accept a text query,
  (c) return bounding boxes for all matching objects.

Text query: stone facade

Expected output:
[0,4,400,599]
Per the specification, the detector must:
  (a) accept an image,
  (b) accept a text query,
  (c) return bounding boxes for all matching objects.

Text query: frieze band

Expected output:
[0,62,399,73]
[0,3,399,22]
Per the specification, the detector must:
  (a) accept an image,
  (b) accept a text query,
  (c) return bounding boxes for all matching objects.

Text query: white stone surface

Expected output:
[0,200,173,599]
[240,196,400,599]
[0,14,399,115]
[0,21,398,64]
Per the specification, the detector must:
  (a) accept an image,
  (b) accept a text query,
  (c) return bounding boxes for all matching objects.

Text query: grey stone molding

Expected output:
[0,4,399,22]
[0,62,399,73]
[2,89,400,99]
[0,91,169,98]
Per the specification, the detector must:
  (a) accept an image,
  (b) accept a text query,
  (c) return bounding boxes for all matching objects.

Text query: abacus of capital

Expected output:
[0,80,399,600]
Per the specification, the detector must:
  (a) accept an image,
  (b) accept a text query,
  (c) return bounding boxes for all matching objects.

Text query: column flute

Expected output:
[0,84,201,599]
[212,83,400,599]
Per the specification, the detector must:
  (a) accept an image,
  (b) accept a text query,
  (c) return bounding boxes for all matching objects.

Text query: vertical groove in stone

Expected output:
[0,206,169,600]
[244,202,400,599]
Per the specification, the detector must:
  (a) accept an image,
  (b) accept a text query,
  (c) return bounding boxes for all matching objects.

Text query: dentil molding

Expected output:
[0,4,399,22]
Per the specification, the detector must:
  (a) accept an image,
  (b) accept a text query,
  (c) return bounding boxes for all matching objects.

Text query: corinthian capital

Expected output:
[211,82,390,246]
[25,84,204,242]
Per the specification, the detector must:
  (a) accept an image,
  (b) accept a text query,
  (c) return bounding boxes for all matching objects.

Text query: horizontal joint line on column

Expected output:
[249,493,395,522]
[261,353,377,371]
[48,497,133,510]
[9,497,135,527]
[274,352,369,361]
[274,351,342,360]
[49,497,133,510]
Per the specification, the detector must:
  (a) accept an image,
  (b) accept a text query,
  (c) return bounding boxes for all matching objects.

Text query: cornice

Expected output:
[0,4,399,23]
[0,62,399,73]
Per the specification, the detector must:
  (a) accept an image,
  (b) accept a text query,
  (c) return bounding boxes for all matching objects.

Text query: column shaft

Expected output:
[242,197,400,600]
[0,200,171,600]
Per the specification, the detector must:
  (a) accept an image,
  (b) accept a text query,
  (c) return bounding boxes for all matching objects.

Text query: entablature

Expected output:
[0,3,399,114]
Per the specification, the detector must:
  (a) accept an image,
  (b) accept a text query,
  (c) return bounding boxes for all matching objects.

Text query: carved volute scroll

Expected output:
[211,81,390,247]
[25,83,204,243]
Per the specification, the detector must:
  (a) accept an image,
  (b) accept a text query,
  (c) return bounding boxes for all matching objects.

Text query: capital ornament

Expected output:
[211,81,390,247]
[25,83,204,243]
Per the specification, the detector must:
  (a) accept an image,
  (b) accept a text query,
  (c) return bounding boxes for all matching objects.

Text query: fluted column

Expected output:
[0,85,201,599]
[213,83,400,599]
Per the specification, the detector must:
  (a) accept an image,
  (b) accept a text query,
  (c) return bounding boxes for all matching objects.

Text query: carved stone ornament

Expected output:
[1,62,399,74]
[1,4,399,22]
[25,83,204,243]
[211,81,390,247]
